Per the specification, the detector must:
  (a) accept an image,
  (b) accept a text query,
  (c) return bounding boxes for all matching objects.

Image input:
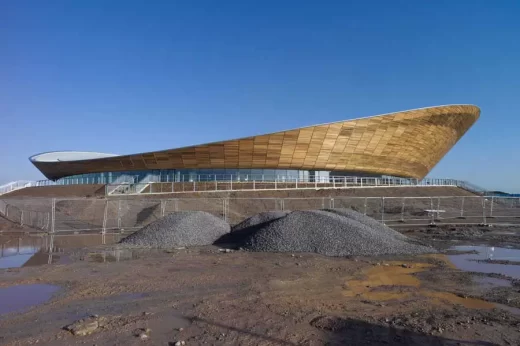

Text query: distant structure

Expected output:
[30,105,479,184]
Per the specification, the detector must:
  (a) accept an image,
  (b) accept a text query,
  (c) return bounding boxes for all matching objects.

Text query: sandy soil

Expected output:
[1,231,520,346]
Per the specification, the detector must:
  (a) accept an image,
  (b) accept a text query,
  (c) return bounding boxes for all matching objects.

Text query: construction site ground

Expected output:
[1,185,520,345]
[0,226,520,346]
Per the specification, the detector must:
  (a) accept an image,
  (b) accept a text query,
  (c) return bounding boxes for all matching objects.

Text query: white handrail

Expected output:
[0,180,35,196]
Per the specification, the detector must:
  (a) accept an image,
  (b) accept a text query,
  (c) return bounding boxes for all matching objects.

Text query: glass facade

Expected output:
[35,168,390,186]
[37,169,352,185]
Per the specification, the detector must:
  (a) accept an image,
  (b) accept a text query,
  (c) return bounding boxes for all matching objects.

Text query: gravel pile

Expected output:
[324,208,408,240]
[232,211,291,232]
[235,209,434,256]
[120,211,230,248]
[216,211,291,245]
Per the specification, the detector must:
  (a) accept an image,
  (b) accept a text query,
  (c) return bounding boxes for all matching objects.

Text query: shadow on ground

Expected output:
[310,315,498,346]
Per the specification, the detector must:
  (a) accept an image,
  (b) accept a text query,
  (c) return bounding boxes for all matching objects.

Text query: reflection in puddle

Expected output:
[0,241,45,269]
[0,284,60,315]
[448,246,520,279]
[87,249,140,263]
[0,233,127,268]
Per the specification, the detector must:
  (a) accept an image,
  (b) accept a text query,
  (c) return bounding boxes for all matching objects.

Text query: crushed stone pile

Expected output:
[323,208,409,240]
[120,211,230,248]
[232,211,291,232]
[230,209,434,256]
[216,211,291,245]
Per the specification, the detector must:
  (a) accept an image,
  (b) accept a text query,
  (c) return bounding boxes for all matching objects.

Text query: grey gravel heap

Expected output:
[237,209,434,256]
[120,211,230,248]
[232,211,291,232]
[324,208,408,240]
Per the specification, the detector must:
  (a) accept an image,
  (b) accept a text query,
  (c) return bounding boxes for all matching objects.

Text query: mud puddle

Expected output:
[448,245,520,279]
[473,276,511,288]
[0,284,60,315]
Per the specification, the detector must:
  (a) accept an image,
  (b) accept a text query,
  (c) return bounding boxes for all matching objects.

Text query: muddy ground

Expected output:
[400,224,520,248]
[1,226,520,345]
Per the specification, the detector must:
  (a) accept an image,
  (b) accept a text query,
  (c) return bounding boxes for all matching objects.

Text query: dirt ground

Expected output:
[1,226,520,345]
[400,224,520,248]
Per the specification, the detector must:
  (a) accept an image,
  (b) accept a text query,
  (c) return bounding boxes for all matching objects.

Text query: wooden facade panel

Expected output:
[31,105,480,180]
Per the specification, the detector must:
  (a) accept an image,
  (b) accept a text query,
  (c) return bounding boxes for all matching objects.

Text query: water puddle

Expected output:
[448,245,520,279]
[0,284,60,315]
[495,303,520,316]
[0,246,43,269]
[473,276,511,288]
[0,248,69,269]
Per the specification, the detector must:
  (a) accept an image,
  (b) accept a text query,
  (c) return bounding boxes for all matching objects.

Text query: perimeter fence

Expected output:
[1,196,520,238]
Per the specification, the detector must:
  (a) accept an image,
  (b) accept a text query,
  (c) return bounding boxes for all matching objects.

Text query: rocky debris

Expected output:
[120,211,230,248]
[65,315,106,336]
[230,210,436,256]
[232,209,434,256]
[133,327,152,340]
[173,341,186,346]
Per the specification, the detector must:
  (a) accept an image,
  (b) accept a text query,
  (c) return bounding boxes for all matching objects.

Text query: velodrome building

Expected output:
[30,105,480,185]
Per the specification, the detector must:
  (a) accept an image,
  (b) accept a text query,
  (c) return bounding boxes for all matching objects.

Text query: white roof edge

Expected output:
[30,151,119,163]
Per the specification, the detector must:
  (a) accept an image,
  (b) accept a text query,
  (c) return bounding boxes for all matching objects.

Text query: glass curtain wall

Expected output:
[45,169,336,185]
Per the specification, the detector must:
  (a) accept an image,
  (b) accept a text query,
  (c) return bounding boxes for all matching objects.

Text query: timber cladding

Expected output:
[32,105,480,180]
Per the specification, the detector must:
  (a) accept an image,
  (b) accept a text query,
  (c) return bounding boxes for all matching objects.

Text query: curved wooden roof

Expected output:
[30,105,480,180]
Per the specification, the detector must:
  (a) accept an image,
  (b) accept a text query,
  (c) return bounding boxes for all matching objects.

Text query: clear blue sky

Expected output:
[1,1,519,192]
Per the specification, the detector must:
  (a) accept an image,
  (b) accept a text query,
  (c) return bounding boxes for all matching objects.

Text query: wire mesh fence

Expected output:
[1,196,519,237]
[0,199,51,230]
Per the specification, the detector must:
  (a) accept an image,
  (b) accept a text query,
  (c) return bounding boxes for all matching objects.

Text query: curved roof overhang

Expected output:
[30,104,480,180]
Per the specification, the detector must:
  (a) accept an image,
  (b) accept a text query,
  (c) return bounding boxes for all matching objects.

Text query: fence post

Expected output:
[161,199,165,217]
[460,197,465,217]
[222,198,226,222]
[490,196,494,217]
[102,199,108,245]
[401,198,405,222]
[274,178,277,190]
[322,197,325,209]
[253,180,256,190]
[230,175,233,191]
[330,198,334,209]
[295,178,298,189]
[20,210,24,226]
[117,200,122,230]
[333,178,335,189]
[49,198,56,255]
[364,197,367,215]
[430,197,435,225]
[381,197,385,224]
[482,197,487,225]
